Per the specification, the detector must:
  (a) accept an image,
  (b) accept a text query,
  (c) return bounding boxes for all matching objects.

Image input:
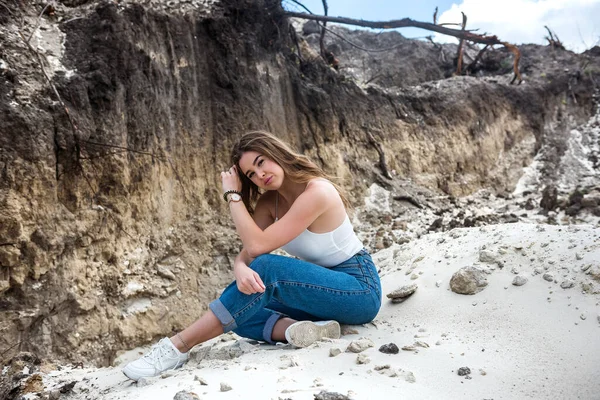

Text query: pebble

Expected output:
[512,275,528,286]
[560,280,575,289]
[580,313,587,321]
[346,338,374,353]
[137,377,153,387]
[543,273,555,282]
[457,367,471,376]
[194,375,208,385]
[378,343,399,354]
[173,391,200,400]
[220,382,232,392]
[386,283,418,299]
[356,353,370,364]
[329,348,342,357]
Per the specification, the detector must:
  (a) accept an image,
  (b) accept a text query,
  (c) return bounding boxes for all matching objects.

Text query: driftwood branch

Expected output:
[284,11,523,83]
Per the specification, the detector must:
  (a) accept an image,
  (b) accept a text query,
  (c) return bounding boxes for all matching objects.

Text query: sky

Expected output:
[283,0,600,52]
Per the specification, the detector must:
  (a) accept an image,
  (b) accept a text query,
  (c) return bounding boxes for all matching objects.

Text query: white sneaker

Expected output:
[284,320,341,348]
[122,337,189,381]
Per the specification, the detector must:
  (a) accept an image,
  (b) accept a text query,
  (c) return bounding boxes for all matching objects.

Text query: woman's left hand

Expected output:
[221,165,241,193]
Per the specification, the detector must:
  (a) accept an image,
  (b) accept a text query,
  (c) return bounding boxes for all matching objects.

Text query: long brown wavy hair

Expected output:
[231,131,350,214]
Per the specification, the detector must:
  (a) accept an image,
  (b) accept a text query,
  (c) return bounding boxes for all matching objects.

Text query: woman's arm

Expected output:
[232,193,275,294]
[230,180,336,258]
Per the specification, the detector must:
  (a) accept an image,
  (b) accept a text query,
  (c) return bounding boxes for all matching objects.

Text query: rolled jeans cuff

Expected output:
[209,299,238,332]
[262,313,283,344]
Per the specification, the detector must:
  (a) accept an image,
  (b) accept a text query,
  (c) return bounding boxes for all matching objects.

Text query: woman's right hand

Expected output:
[234,263,266,295]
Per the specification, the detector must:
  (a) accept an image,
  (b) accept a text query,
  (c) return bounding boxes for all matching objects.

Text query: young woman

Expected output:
[123,131,381,381]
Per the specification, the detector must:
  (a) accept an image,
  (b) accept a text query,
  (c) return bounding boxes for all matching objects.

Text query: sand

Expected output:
[39,222,600,400]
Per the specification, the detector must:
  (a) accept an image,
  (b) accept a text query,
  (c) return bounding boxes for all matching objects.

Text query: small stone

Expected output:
[576,253,583,260]
[401,345,416,352]
[410,273,419,280]
[560,280,575,289]
[543,273,554,282]
[479,248,497,263]
[329,348,342,357]
[435,280,442,288]
[457,367,471,376]
[386,283,418,299]
[374,364,390,371]
[194,375,208,385]
[220,382,232,392]
[173,391,201,400]
[450,266,488,295]
[512,275,528,286]
[314,391,351,400]
[346,338,374,353]
[533,267,544,275]
[356,353,370,364]
[378,343,399,354]
[580,313,587,321]
[137,377,153,387]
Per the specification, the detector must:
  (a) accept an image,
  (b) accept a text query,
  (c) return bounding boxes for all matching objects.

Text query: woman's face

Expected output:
[238,151,284,190]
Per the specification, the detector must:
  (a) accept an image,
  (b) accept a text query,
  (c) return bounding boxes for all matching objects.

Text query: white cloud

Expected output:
[434,0,600,53]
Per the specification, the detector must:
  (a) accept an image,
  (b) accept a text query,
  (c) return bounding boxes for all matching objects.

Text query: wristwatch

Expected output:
[227,193,242,203]
[223,190,242,203]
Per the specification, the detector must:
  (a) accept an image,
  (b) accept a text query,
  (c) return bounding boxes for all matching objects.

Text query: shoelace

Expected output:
[143,342,174,371]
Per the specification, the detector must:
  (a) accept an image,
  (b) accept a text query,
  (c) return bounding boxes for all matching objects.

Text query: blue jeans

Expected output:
[208,249,381,344]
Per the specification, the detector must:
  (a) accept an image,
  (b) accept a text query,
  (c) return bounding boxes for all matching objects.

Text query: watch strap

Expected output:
[223,190,242,202]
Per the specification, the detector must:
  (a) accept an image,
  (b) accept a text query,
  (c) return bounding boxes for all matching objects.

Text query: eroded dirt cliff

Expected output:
[0,0,599,367]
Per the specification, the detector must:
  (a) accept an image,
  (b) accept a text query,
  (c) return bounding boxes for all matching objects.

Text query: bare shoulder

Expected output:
[305,179,340,202]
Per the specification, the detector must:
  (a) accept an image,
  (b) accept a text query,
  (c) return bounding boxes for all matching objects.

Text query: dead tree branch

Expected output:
[319,0,328,59]
[466,44,489,74]
[284,11,523,83]
[455,12,467,75]
[544,25,565,50]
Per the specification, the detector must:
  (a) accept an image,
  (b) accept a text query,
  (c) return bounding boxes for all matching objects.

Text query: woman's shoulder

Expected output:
[305,178,340,200]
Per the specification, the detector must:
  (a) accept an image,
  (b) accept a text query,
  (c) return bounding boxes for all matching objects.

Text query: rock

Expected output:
[220,382,232,392]
[0,246,20,267]
[560,280,575,289]
[588,266,600,282]
[346,338,374,353]
[533,267,544,275]
[329,348,342,357]
[403,371,416,383]
[512,275,528,286]
[401,345,417,352]
[194,375,208,385]
[540,185,558,211]
[543,273,555,282]
[340,325,359,336]
[173,391,200,400]
[157,265,176,280]
[314,391,351,400]
[478,248,498,263]
[457,367,471,376]
[137,377,154,387]
[356,353,370,364]
[580,313,587,321]
[378,343,399,354]
[450,266,488,295]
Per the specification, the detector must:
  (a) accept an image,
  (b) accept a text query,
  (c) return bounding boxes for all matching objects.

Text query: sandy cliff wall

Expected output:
[0,0,597,365]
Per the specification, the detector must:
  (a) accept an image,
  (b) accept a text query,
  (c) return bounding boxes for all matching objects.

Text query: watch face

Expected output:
[230,193,242,202]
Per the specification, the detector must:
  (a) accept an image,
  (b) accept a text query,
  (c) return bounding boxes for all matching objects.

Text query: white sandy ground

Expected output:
[36,223,600,400]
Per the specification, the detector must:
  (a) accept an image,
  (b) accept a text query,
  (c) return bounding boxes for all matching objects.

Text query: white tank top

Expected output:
[275,192,363,267]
